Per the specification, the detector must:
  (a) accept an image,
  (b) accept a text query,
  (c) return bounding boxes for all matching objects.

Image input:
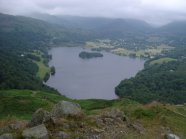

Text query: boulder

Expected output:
[0,133,13,139]
[166,133,180,139]
[22,124,49,139]
[29,108,51,126]
[51,101,81,117]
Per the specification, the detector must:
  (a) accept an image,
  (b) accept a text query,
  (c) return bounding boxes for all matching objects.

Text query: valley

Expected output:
[0,13,186,138]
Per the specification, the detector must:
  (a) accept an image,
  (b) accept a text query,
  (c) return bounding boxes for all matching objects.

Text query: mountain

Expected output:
[94,18,153,38]
[31,14,186,46]
[159,21,186,35]
[30,14,154,39]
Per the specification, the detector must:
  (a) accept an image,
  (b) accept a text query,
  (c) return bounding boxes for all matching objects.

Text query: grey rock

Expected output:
[9,120,28,130]
[51,101,81,117]
[0,133,13,139]
[22,124,49,139]
[131,122,145,134]
[166,133,180,139]
[29,108,51,126]
[54,131,69,139]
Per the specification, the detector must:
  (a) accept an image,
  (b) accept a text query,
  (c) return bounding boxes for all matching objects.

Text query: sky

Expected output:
[0,0,186,25]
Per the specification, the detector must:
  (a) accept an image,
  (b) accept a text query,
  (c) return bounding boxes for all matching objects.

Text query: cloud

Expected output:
[0,0,186,25]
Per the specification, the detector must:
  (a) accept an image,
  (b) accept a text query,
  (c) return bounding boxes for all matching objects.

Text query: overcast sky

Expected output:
[0,0,186,25]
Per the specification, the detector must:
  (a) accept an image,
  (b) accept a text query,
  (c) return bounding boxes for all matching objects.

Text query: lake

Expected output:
[46,47,145,99]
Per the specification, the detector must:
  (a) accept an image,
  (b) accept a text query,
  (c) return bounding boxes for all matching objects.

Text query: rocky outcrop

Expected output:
[94,108,129,139]
[96,108,128,127]
[29,108,51,126]
[51,101,82,118]
[1,100,181,139]
[22,124,49,139]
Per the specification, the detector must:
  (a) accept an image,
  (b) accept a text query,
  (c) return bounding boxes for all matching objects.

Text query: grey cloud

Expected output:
[0,0,186,25]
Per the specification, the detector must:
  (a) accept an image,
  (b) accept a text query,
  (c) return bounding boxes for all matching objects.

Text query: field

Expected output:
[32,51,50,79]
[85,40,174,58]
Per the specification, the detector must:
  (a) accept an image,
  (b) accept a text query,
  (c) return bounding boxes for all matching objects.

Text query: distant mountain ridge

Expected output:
[29,13,186,42]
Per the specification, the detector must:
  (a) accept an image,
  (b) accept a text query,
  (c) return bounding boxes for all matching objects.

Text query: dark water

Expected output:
[46,47,145,100]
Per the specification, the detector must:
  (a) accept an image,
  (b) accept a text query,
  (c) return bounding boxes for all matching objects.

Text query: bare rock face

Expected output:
[29,108,51,127]
[0,133,13,139]
[51,101,81,118]
[22,124,49,139]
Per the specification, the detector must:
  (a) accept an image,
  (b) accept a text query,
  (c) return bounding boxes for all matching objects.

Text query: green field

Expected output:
[150,57,177,65]
[32,51,50,79]
[34,60,50,79]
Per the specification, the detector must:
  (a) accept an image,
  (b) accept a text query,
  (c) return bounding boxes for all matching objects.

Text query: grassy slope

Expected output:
[0,90,186,138]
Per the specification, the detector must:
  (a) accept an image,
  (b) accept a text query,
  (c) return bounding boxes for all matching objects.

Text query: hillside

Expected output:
[0,13,88,91]
[0,13,54,90]
[0,90,186,138]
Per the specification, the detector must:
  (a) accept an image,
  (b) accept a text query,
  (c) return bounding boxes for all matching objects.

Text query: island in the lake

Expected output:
[79,51,103,59]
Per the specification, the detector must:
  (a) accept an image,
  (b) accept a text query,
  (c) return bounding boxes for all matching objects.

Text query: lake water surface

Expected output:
[46,47,145,99]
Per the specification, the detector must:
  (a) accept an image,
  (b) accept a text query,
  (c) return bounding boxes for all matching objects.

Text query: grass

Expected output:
[34,60,50,79]
[32,51,50,79]
[0,90,68,119]
[150,57,177,65]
